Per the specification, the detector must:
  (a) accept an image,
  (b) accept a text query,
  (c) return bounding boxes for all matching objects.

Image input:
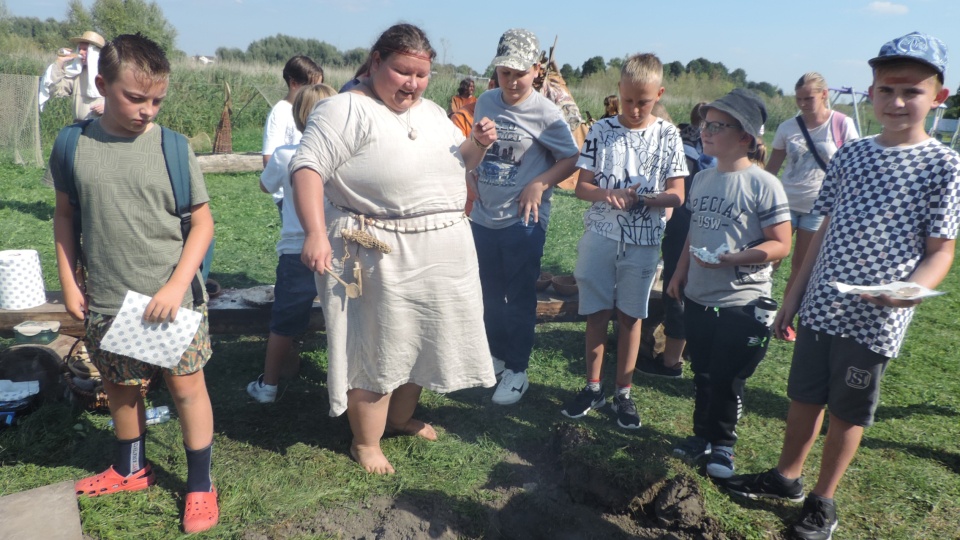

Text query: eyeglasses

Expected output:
[699,121,741,134]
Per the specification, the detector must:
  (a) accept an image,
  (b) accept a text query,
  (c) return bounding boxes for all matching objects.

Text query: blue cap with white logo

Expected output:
[869,31,948,80]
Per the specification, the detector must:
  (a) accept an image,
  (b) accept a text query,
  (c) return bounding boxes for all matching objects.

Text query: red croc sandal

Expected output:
[182,487,219,534]
[75,464,156,497]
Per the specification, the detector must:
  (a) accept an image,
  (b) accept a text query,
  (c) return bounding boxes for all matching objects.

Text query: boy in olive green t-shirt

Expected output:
[48,34,218,535]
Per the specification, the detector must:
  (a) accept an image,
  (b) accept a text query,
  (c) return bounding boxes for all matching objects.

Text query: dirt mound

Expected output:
[242,422,734,539]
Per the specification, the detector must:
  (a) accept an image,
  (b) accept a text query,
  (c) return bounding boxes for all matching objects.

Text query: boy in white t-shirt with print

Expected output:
[246,84,337,403]
[261,55,323,211]
[559,53,687,429]
[726,32,960,540]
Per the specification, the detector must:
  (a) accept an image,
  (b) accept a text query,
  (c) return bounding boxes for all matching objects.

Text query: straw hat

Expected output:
[70,31,105,49]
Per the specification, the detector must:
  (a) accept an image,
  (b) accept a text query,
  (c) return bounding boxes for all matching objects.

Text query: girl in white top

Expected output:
[766,72,859,309]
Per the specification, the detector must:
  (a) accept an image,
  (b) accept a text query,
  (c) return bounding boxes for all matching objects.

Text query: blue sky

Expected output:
[9,0,960,97]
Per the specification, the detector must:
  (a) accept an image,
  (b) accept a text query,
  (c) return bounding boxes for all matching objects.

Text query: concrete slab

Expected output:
[0,480,83,540]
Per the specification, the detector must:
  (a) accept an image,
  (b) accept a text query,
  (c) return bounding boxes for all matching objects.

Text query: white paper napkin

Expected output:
[100,291,202,368]
[0,380,40,401]
[690,245,731,264]
[831,281,945,300]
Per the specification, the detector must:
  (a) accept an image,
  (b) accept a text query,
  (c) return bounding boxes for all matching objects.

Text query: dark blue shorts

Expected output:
[270,253,318,336]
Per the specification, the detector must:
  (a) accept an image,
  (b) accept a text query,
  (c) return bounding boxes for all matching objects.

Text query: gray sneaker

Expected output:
[673,435,711,461]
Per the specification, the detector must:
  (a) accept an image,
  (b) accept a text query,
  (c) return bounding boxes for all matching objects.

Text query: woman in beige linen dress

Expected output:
[291,23,498,474]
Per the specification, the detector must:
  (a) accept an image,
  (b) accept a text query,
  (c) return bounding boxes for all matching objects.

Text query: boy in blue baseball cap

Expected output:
[724,31,959,540]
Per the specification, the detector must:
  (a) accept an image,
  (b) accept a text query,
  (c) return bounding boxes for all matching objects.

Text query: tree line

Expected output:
[562,55,782,98]
[0,0,179,58]
[5,0,960,114]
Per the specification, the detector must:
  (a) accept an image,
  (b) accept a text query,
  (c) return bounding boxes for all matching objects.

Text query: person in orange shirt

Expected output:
[449,77,476,115]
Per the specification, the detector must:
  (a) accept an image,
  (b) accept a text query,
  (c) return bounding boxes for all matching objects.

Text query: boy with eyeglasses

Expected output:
[725,32,959,540]
[559,53,687,429]
[665,88,792,479]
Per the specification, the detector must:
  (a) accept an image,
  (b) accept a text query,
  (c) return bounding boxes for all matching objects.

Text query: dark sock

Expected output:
[115,433,146,477]
[185,443,213,492]
[809,492,834,504]
[773,468,799,483]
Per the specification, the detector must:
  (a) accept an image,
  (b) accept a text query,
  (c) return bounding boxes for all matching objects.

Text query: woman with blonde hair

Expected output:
[766,72,858,328]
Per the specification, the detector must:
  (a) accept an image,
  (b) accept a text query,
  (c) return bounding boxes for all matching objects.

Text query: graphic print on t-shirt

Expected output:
[688,193,771,285]
[478,119,525,187]
[577,119,686,246]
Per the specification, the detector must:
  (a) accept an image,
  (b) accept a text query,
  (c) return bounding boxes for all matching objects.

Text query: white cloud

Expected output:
[865,1,909,15]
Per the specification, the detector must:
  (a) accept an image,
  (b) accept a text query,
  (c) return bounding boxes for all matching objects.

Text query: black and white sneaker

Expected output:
[673,435,711,462]
[560,385,606,419]
[791,494,838,540]
[611,394,641,429]
[725,468,805,503]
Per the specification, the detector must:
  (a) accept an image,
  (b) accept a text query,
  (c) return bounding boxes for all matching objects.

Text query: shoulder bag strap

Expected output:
[796,116,828,172]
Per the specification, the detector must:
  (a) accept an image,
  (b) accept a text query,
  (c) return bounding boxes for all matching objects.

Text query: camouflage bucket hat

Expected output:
[491,28,540,71]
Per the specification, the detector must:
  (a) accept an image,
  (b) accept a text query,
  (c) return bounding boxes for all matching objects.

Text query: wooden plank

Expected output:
[0,291,84,337]
[1,287,662,337]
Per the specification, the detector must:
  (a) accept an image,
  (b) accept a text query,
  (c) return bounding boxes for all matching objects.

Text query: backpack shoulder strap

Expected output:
[830,111,849,148]
[160,127,211,305]
[51,119,94,209]
[51,120,94,270]
[160,126,192,216]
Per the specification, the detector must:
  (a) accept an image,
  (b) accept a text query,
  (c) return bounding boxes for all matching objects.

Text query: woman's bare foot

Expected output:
[350,443,395,474]
[386,418,437,441]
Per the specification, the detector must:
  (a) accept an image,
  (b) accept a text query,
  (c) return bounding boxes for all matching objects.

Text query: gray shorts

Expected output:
[573,232,659,319]
[787,325,890,427]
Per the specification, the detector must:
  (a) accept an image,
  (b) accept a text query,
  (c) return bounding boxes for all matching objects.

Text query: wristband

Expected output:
[471,134,488,149]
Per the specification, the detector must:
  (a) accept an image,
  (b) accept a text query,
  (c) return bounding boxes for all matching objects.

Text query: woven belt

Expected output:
[329,202,466,234]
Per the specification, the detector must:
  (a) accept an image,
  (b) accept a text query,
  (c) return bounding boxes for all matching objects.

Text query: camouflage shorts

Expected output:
[85,304,212,386]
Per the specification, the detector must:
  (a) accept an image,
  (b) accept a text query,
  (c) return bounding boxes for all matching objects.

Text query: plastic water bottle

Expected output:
[146,406,171,425]
[108,406,171,427]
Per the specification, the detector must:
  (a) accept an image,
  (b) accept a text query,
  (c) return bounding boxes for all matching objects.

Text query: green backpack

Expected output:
[50,120,214,304]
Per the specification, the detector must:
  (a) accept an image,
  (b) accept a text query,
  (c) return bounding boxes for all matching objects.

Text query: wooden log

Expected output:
[196,153,262,174]
[0,287,662,337]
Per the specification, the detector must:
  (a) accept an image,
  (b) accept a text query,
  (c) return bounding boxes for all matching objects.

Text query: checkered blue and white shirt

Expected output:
[799,136,960,357]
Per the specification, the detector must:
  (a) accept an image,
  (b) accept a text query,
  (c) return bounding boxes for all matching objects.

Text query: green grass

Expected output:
[2,137,960,539]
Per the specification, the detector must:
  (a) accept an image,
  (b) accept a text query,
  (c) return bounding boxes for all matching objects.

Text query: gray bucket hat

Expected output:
[700,88,767,140]
[491,29,540,71]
